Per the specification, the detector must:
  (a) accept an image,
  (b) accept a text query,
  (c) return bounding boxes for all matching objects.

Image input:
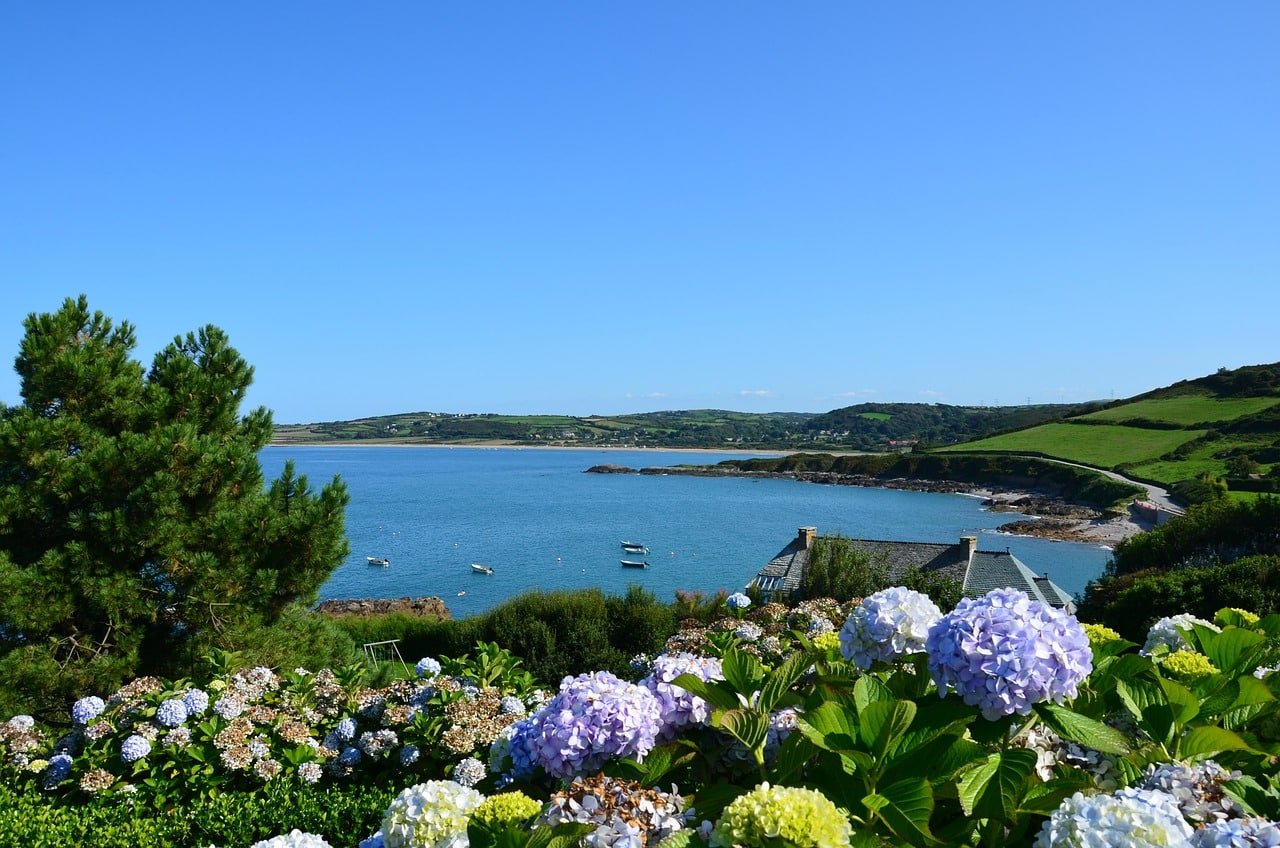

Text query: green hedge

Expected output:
[0,780,396,848]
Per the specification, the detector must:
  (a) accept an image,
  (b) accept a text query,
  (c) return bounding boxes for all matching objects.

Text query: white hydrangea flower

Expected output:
[839,586,942,669]
[1142,614,1219,656]
[250,831,333,848]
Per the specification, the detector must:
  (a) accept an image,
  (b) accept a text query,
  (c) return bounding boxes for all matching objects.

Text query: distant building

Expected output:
[748,526,1074,612]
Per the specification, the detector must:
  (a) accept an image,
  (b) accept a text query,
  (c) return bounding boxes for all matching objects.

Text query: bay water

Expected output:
[260,446,1113,619]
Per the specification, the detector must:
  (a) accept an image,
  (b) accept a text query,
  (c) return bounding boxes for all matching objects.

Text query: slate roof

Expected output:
[749,531,1075,611]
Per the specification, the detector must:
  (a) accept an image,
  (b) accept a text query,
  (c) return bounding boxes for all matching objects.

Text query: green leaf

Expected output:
[854,674,894,713]
[767,732,817,784]
[722,648,765,694]
[1116,678,1174,745]
[671,673,741,712]
[877,776,938,847]
[758,648,813,714]
[1197,679,1242,719]
[955,754,1000,818]
[859,699,917,759]
[1161,678,1201,725]
[972,748,1038,823]
[1178,726,1257,759]
[1034,703,1131,756]
[1202,627,1267,676]
[717,708,770,753]
[653,831,697,848]
[797,701,860,753]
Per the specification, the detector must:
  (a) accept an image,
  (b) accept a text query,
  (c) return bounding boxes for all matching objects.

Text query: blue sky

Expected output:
[3,3,1277,423]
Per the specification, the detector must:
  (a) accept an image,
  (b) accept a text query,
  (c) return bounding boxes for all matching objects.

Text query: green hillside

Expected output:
[936,363,1280,501]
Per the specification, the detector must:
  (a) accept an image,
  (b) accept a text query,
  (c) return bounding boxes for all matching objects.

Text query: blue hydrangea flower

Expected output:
[499,695,527,716]
[182,688,210,717]
[1036,788,1194,847]
[414,657,442,679]
[726,592,752,611]
[43,752,73,787]
[71,696,106,726]
[734,622,763,643]
[155,698,188,728]
[8,715,34,731]
[840,586,942,669]
[213,694,245,719]
[399,745,420,767]
[512,671,662,779]
[339,746,362,767]
[120,734,151,763]
[640,652,725,742]
[1142,760,1240,824]
[335,717,357,743]
[1194,817,1280,847]
[926,588,1093,721]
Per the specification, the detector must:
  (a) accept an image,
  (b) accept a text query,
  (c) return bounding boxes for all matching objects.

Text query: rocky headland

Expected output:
[316,596,452,619]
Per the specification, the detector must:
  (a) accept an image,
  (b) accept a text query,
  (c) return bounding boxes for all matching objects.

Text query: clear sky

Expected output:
[2,3,1277,423]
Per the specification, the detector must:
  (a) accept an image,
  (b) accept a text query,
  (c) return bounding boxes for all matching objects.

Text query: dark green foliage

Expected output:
[331,586,676,684]
[802,535,889,602]
[805,401,1102,449]
[0,297,351,719]
[1105,496,1280,578]
[723,453,1141,510]
[0,779,394,848]
[1078,556,1280,641]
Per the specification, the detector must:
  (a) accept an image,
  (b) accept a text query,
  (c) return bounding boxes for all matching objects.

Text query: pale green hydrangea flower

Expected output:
[381,780,484,848]
[1159,650,1220,682]
[470,791,543,829]
[710,782,851,848]
[1082,623,1123,646]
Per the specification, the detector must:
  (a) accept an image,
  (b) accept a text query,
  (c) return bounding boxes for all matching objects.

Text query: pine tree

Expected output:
[0,296,350,718]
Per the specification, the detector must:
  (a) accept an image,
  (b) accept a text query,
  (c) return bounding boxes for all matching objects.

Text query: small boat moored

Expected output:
[620,559,649,568]
[366,556,390,567]
[471,563,494,575]
[620,541,649,554]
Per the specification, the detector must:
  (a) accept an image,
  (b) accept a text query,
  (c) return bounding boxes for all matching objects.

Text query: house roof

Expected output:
[749,530,1075,611]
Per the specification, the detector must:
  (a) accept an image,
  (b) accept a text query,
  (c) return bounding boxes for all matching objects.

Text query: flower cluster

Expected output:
[1082,623,1124,646]
[1140,760,1241,824]
[1035,788,1194,847]
[542,774,686,847]
[839,586,941,669]
[471,790,542,829]
[1142,614,1218,656]
[1159,651,1221,682]
[639,652,724,742]
[251,830,334,848]
[379,780,484,848]
[710,782,851,848]
[726,592,752,611]
[511,672,662,780]
[1194,817,1280,847]
[416,657,442,679]
[71,696,106,726]
[1021,725,1119,790]
[926,588,1093,720]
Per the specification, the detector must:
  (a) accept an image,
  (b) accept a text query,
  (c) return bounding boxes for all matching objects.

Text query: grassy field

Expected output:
[858,412,893,421]
[1074,394,1280,426]
[935,422,1206,468]
[1124,435,1275,484]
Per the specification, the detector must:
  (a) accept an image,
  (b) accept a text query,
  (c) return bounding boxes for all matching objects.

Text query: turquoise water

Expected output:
[260,446,1113,619]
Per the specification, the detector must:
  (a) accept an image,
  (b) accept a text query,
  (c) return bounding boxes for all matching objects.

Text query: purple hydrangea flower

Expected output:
[120,734,151,763]
[155,698,188,728]
[182,688,210,717]
[840,586,942,669]
[512,671,662,779]
[71,696,106,726]
[926,588,1093,721]
[640,653,725,742]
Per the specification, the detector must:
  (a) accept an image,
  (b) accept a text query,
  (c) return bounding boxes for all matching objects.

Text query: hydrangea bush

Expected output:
[7,594,1280,848]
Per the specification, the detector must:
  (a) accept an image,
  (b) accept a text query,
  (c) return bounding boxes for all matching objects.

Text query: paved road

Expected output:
[1014,455,1186,516]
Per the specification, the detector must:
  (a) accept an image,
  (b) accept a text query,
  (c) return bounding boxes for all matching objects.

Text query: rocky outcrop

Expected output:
[585,464,638,474]
[316,596,451,619]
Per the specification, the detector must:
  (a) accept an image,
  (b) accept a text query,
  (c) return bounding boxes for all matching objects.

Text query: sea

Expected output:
[260,446,1114,620]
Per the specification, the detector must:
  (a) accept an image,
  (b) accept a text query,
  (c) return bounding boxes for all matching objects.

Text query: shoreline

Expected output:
[267,440,797,456]
[588,463,1147,546]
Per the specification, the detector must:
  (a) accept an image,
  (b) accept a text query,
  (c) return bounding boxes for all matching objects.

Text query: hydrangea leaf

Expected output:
[858,699,916,760]
[758,648,813,715]
[1033,703,1132,756]
[853,674,894,714]
[1178,726,1258,759]
[670,673,739,713]
[875,776,939,847]
[1159,678,1201,725]
[969,748,1038,823]
[721,649,765,695]
[797,701,860,753]
[1201,627,1267,676]
[716,708,770,754]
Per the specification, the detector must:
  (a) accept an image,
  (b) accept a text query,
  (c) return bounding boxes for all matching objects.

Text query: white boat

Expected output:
[366,556,390,567]
[620,559,649,568]
[620,541,649,554]
[471,563,494,575]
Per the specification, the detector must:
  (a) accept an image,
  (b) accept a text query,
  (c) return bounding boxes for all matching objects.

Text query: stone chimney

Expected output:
[960,535,978,560]
[799,526,817,549]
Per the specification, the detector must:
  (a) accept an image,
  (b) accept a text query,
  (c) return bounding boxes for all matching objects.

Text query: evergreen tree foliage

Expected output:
[0,296,349,718]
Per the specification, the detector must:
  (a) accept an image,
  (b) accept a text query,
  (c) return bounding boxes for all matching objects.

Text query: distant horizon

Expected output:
[4,4,1277,423]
